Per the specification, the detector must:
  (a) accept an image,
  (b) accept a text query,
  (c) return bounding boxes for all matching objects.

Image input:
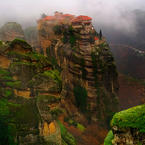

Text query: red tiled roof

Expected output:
[43,16,55,21]
[94,37,99,40]
[72,15,92,22]
[63,14,74,17]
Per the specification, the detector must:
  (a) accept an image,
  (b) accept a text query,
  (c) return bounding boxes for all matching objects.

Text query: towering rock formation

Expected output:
[0,22,25,41]
[0,39,76,145]
[38,12,75,55]
[38,12,119,125]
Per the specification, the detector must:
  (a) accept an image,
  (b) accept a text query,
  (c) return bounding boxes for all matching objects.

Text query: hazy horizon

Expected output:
[0,0,145,34]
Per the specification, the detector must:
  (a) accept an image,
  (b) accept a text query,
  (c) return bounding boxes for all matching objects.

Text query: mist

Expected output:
[0,0,145,35]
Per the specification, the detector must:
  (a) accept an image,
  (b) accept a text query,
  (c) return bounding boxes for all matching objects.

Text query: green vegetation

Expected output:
[0,98,40,144]
[43,70,62,91]
[3,89,14,98]
[0,99,18,145]
[0,40,2,45]
[0,68,11,76]
[64,118,86,132]
[0,68,13,82]
[99,29,103,40]
[62,26,77,47]
[50,107,63,119]
[5,81,22,89]
[111,104,145,132]
[53,25,63,35]
[73,85,88,112]
[104,130,113,145]
[57,120,76,145]
[77,123,86,132]
[14,100,39,129]
[10,38,32,51]
[37,95,60,104]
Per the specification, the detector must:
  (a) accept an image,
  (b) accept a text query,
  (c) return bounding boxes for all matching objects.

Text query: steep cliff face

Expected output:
[38,12,75,55]
[0,22,25,41]
[0,39,76,145]
[104,104,145,145]
[38,13,119,125]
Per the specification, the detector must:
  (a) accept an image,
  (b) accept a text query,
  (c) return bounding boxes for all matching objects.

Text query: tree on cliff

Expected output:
[99,29,102,40]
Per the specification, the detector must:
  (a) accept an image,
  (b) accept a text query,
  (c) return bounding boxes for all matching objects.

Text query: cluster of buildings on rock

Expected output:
[38,12,100,54]
[38,12,94,30]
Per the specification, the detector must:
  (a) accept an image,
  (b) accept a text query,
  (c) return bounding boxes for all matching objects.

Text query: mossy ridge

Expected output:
[104,130,113,145]
[28,69,62,92]
[0,68,13,81]
[10,38,32,51]
[42,70,62,91]
[57,120,76,145]
[8,51,51,69]
[111,104,145,132]
[37,95,60,104]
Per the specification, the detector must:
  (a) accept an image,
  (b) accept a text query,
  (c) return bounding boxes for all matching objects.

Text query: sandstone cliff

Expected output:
[38,13,119,125]
[0,13,119,145]
[0,39,76,145]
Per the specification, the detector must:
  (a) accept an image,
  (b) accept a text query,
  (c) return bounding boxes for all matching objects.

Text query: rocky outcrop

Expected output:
[0,39,69,145]
[104,104,145,145]
[0,22,25,41]
[40,14,119,124]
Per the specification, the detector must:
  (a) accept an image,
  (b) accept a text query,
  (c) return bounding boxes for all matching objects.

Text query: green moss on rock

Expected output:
[111,104,145,132]
[57,120,76,145]
[10,38,32,51]
[37,95,60,104]
[104,130,113,145]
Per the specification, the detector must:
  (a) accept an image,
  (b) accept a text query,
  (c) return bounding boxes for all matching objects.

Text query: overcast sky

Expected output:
[0,0,145,33]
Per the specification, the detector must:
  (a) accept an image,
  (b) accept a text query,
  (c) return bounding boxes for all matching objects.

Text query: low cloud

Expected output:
[0,0,145,35]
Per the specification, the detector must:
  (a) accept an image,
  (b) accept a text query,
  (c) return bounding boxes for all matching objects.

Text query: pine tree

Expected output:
[99,29,102,40]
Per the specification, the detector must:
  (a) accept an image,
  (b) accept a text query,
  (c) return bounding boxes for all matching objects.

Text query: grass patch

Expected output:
[104,130,113,145]
[77,123,85,132]
[10,38,32,51]
[57,120,76,145]
[3,89,14,98]
[37,95,60,104]
[5,81,22,89]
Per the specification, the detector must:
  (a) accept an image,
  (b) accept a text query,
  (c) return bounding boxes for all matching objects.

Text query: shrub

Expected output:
[104,130,113,145]
[57,120,76,145]
[73,85,88,112]
[53,25,63,35]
